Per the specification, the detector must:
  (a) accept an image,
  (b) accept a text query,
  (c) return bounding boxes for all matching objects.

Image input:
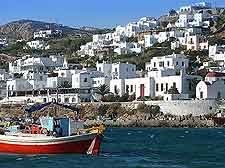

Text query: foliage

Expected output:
[102,93,136,102]
[136,103,160,115]
[59,81,72,88]
[101,94,120,102]
[113,41,178,70]
[167,86,179,94]
[98,104,110,116]
[13,73,23,78]
[98,103,122,119]
[184,50,209,74]
[118,93,129,102]
[0,41,30,55]
[215,14,225,30]
[208,36,225,46]
[95,84,110,99]
[169,9,178,16]
[188,78,201,98]
[47,37,92,56]
[136,96,152,101]
[0,61,9,70]
[126,37,138,43]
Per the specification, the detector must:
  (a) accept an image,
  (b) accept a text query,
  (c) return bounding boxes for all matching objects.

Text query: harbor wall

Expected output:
[143,100,217,116]
[81,99,218,116]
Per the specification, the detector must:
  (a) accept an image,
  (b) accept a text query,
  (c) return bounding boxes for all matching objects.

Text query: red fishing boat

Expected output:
[0,128,102,155]
[0,102,104,155]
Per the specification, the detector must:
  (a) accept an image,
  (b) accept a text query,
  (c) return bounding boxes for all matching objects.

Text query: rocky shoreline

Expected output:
[84,119,216,128]
[0,103,219,128]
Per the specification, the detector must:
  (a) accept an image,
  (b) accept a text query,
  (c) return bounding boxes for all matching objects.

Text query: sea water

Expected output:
[0,128,224,168]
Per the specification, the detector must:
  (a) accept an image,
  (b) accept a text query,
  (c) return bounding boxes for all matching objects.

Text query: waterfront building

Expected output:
[196,72,225,99]
[110,54,200,99]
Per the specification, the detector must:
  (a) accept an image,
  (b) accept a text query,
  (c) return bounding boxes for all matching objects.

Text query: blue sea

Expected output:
[0,128,225,168]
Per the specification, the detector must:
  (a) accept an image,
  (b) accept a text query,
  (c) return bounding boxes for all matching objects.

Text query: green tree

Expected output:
[95,84,110,99]
[167,86,179,94]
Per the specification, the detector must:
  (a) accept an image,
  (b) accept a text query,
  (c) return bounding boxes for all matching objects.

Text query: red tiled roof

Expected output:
[206,72,225,78]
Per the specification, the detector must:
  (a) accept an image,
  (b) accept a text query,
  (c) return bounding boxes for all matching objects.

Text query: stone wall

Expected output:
[81,99,218,116]
[143,100,218,116]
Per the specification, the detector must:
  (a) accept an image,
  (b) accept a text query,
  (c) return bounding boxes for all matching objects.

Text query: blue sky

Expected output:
[1,0,225,28]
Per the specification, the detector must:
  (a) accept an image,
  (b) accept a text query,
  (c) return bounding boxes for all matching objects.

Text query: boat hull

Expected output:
[0,133,101,155]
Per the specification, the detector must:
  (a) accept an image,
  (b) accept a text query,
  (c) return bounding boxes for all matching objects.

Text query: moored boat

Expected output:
[0,102,105,155]
[0,130,102,155]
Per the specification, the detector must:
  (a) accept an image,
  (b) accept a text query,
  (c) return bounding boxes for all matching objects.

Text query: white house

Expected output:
[178,2,211,14]
[209,45,225,65]
[109,53,200,99]
[114,42,142,55]
[196,80,225,99]
[186,35,208,50]
[0,38,8,48]
[110,77,155,97]
[34,30,52,39]
[145,54,189,73]
[26,40,49,50]
[34,29,62,39]
[196,71,225,99]
[9,55,65,74]
[96,62,136,80]
[144,34,158,47]
[72,71,91,89]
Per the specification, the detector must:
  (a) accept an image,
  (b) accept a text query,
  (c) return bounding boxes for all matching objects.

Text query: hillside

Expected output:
[0,20,106,41]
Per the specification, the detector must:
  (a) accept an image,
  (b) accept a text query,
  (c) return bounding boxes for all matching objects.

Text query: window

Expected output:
[99,67,102,71]
[92,81,97,84]
[161,83,163,91]
[167,61,170,67]
[53,81,57,88]
[156,83,159,92]
[65,98,69,103]
[131,85,133,92]
[159,62,164,67]
[115,68,118,72]
[176,61,178,66]
[154,62,156,67]
[40,76,43,81]
[166,83,168,91]
[200,92,203,99]
[217,92,221,99]
[173,82,176,88]
[126,85,129,93]
[58,98,61,103]
[182,62,184,66]
[114,85,117,93]
[84,78,87,82]
[43,98,47,102]
[72,98,76,102]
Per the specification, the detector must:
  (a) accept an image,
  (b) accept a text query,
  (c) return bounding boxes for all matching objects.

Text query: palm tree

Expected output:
[95,84,110,98]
